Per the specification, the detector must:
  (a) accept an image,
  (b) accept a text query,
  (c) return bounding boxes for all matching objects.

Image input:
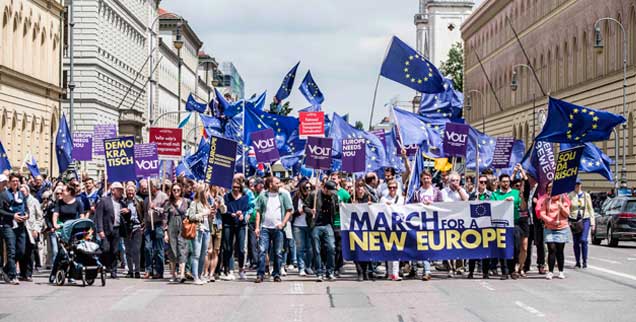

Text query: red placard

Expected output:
[299,111,325,138]
[149,127,182,159]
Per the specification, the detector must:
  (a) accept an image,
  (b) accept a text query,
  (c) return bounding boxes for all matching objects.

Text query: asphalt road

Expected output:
[1,241,635,322]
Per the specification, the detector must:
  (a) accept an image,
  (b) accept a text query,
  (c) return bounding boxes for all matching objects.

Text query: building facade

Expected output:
[462,0,636,190]
[62,0,159,177]
[0,0,64,175]
[415,0,474,66]
[219,61,244,100]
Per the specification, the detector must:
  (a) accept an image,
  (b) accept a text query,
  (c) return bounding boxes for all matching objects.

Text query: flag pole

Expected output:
[148,176,154,231]
[313,170,321,211]
[368,73,382,130]
[242,99,247,176]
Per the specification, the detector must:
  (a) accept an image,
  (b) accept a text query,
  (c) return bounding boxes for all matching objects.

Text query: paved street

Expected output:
[1,241,635,322]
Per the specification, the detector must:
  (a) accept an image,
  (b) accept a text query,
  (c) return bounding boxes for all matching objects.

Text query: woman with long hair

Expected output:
[203,185,226,282]
[353,179,373,281]
[164,183,191,283]
[538,182,571,280]
[187,184,211,285]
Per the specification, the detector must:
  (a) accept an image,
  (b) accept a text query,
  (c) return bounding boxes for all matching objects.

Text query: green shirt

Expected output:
[492,189,521,222]
[334,188,351,228]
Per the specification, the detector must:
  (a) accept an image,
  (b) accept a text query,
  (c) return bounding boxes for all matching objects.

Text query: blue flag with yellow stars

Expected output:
[419,78,463,121]
[0,140,11,172]
[328,113,386,172]
[56,113,73,174]
[185,93,207,113]
[246,91,267,111]
[199,113,224,138]
[561,142,613,182]
[298,70,324,106]
[26,155,41,177]
[299,105,321,113]
[536,97,626,143]
[380,36,445,94]
[275,62,300,103]
[466,127,496,172]
[390,106,446,157]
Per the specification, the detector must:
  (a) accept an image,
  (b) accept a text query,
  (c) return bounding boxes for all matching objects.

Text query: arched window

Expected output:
[582,31,588,81]
[629,6,636,66]
[572,36,578,85]
[615,13,623,74]
[547,50,552,93]
[563,41,569,88]
[629,112,634,156]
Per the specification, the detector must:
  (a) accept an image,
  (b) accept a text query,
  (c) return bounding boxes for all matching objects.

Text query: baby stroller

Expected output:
[50,219,106,287]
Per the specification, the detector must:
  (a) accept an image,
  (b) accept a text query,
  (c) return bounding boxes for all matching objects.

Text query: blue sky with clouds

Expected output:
[162,0,479,127]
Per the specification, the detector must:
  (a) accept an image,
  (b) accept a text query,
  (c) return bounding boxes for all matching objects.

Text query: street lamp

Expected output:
[593,17,628,186]
[511,64,540,139]
[173,23,184,124]
[466,89,484,133]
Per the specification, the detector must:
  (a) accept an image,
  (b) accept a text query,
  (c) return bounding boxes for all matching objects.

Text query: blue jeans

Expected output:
[257,228,284,277]
[190,230,210,280]
[1,226,17,279]
[222,225,247,273]
[312,225,335,276]
[283,232,297,267]
[293,226,313,271]
[48,231,58,267]
[573,218,591,265]
[144,225,165,277]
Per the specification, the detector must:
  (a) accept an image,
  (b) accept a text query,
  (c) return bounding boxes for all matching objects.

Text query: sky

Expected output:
[162,0,481,128]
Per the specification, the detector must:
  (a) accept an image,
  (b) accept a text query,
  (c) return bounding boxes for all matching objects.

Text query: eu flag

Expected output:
[246,91,267,111]
[561,142,614,182]
[185,93,207,113]
[299,105,321,113]
[56,113,73,174]
[419,78,463,121]
[0,141,11,172]
[251,107,305,157]
[465,127,496,172]
[497,140,526,176]
[184,138,210,181]
[328,113,386,172]
[406,146,426,203]
[275,62,300,103]
[199,113,223,138]
[520,140,555,195]
[390,106,446,157]
[298,70,324,106]
[380,36,445,94]
[383,129,406,173]
[26,155,41,177]
[536,97,626,143]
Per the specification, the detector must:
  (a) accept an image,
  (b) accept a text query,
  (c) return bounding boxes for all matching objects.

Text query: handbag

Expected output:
[181,217,197,240]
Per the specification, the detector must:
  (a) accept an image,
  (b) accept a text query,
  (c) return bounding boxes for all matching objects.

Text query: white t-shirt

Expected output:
[261,192,282,229]
[380,194,405,205]
[441,187,467,202]
[294,198,307,227]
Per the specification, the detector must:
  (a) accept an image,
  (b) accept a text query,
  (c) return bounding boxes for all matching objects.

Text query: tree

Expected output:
[354,121,364,130]
[439,42,463,91]
[268,101,292,116]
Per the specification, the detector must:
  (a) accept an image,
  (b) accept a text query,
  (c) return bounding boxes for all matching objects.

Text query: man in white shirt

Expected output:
[441,172,468,202]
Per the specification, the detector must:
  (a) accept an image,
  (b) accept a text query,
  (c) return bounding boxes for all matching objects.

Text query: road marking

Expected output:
[627,258,636,261]
[566,255,621,265]
[290,304,304,322]
[479,281,495,291]
[564,259,636,282]
[111,290,162,311]
[515,301,545,318]
[290,282,304,294]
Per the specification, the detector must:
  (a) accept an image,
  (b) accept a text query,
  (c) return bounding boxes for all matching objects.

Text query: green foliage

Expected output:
[268,101,292,116]
[439,42,464,91]
[354,121,364,130]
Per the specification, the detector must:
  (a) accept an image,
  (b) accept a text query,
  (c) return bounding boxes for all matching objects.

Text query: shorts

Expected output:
[208,224,222,252]
[516,216,529,238]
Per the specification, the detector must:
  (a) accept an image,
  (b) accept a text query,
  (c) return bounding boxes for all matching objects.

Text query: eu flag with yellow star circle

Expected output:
[380,36,445,94]
[536,97,626,143]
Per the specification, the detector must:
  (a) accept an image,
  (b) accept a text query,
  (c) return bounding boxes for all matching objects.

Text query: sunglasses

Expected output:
[388,186,398,190]
[172,189,181,192]
[479,180,488,184]
[232,186,241,189]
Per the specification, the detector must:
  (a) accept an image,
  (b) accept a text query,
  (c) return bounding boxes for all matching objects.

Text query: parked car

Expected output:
[592,196,636,247]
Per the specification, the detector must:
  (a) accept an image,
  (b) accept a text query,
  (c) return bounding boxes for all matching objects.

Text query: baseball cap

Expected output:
[324,180,338,192]
[0,174,7,183]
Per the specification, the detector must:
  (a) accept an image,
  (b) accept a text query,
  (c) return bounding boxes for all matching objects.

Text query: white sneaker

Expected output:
[219,273,234,281]
[546,272,553,280]
[193,278,205,285]
[287,264,295,270]
[281,267,287,276]
[558,272,565,279]
[229,273,236,280]
[299,270,307,277]
[239,271,246,280]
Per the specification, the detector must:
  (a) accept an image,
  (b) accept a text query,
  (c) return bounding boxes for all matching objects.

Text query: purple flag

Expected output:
[205,135,238,189]
[370,129,386,147]
[341,138,366,173]
[93,124,118,155]
[104,136,136,183]
[443,123,470,157]
[535,141,555,195]
[134,143,159,178]
[250,128,280,163]
[72,132,93,161]
[304,136,333,170]
[491,137,516,169]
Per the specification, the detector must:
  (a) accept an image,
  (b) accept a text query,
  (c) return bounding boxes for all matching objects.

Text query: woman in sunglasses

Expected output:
[164,183,191,283]
[380,180,405,281]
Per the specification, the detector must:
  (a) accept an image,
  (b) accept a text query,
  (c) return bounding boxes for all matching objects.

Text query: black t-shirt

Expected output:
[314,193,334,227]
[54,199,84,223]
